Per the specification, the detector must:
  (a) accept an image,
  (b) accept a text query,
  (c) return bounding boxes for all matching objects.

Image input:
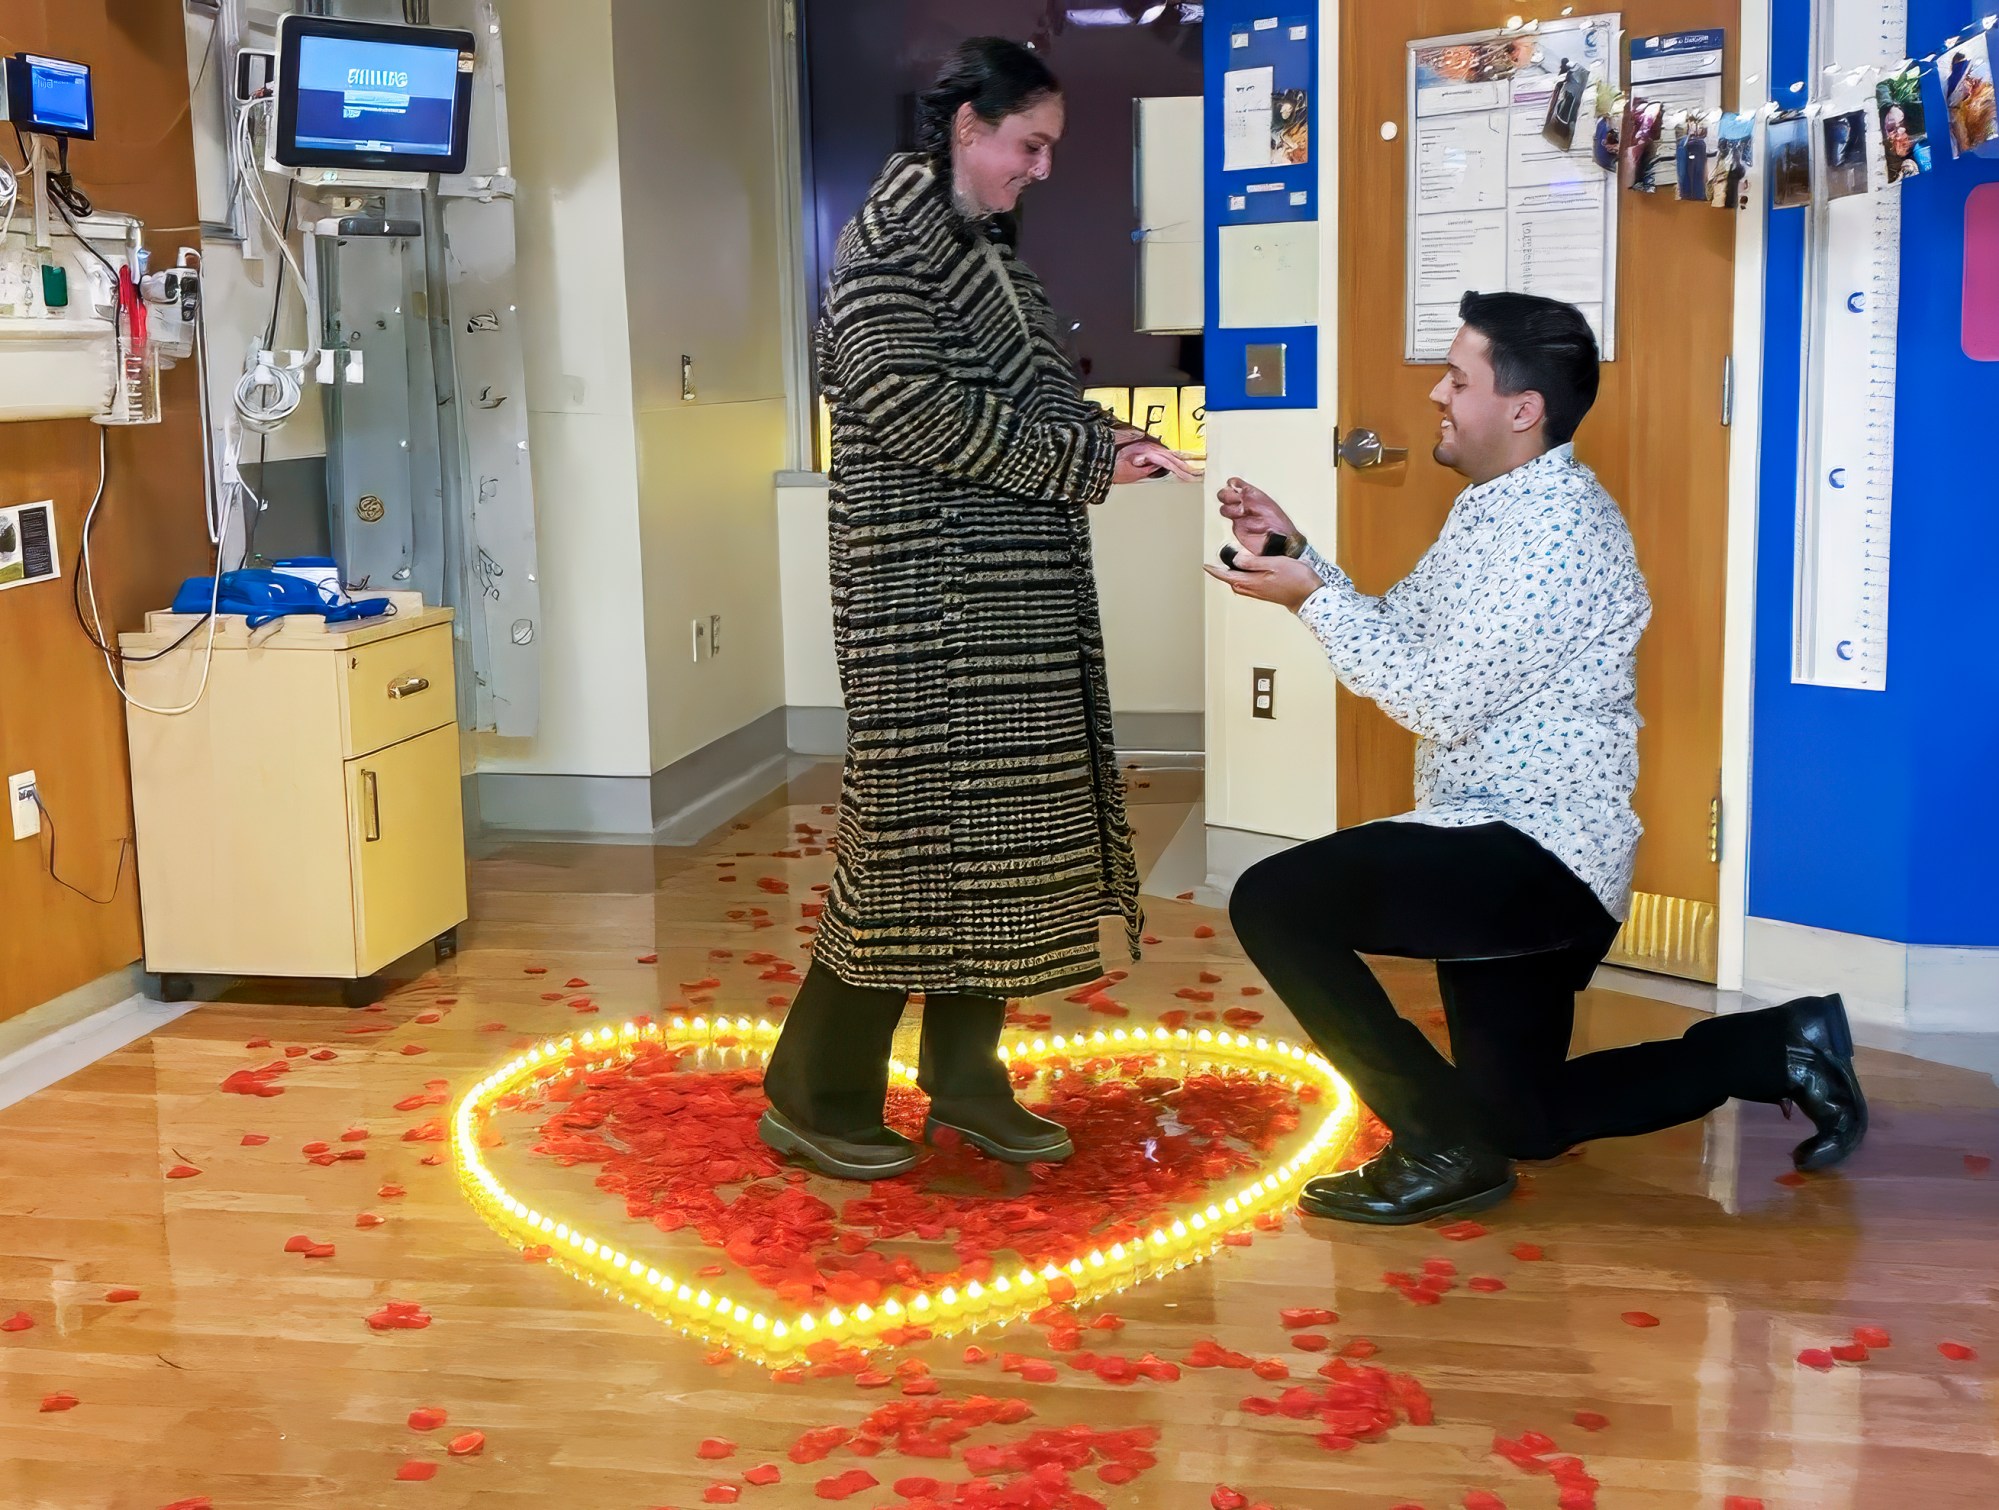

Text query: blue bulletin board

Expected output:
[1205,3,1322,410]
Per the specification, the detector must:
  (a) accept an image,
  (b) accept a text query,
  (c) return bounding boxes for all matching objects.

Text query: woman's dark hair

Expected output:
[1457,290,1601,446]
[914,37,1061,160]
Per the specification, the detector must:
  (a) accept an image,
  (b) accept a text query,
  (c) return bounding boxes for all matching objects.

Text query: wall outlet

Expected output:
[690,619,707,663]
[1252,668,1276,720]
[709,614,722,657]
[9,771,38,841]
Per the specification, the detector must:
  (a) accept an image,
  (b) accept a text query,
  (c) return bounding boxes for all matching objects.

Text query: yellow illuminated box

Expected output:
[1178,386,1206,460]
[1131,387,1180,452]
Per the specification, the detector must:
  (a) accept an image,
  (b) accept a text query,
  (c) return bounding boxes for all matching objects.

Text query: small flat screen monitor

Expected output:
[274,15,475,175]
[6,54,95,140]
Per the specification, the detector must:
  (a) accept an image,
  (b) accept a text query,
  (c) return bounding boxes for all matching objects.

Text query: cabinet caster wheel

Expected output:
[157,975,196,1004]
[434,928,460,962]
[341,977,382,1010]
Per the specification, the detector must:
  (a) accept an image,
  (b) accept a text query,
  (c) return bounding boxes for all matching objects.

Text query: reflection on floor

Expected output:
[0,762,1994,1509]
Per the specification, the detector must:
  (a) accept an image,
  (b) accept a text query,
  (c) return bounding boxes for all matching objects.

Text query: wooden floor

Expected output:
[1,765,1995,1509]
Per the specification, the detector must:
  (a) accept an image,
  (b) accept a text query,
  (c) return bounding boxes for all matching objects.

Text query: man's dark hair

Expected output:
[1457,290,1601,446]
[914,39,1061,159]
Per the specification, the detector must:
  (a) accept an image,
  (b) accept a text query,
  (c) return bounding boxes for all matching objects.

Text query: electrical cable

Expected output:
[30,791,131,907]
[231,98,315,434]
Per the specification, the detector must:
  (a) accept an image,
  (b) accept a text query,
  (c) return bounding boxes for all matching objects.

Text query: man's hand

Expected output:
[1217,477,1299,555]
[1113,439,1203,485]
[1203,550,1324,612]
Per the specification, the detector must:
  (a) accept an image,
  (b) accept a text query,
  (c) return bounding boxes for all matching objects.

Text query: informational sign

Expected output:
[1406,15,1621,363]
[1219,14,1316,225]
[0,500,58,592]
[1794,0,1903,691]
[1630,29,1726,117]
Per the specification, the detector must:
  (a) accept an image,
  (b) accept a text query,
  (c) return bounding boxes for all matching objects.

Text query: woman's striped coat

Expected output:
[809,152,1143,999]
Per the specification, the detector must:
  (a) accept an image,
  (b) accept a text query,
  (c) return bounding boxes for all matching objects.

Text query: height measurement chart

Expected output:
[1793,0,1902,691]
[1406,16,1622,362]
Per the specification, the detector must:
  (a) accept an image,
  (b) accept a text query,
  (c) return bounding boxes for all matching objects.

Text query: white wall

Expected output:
[476,0,651,780]
[777,479,1208,720]
[1202,14,1344,843]
[611,0,791,773]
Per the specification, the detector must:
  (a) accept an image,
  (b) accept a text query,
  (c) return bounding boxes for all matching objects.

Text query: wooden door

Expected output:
[1336,2,1738,981]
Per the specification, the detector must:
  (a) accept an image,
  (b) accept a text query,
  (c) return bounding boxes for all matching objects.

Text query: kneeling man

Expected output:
[1207,291,1864,1225]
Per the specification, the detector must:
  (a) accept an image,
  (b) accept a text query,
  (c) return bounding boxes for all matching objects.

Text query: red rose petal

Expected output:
[1280,1306,1337,1329]
[1775,1170,1808,1188]
[1831,1342,1870,1364]
[240,1133,269,1146]
[447,1431,485,1456]
[1290,1334,1330,1352]
[1796,1348,1835,1370]
[894,1479,942,1498]
[1193,925,1217,939]
[395,1461,437,1481]
[1855,1326,1892,1349]
[744,1464,782,1487]
[40,1392,79,1412]
[378,1184,406,1199]
[1464,1494,1507,1510]
[1212,1489,1249,1510]
[1470,1277,1507,1293]
[638,954,659,964]
[698,1438,738,1460]
[408,1407,449,1431]
[1939,1341,1978,1361]
[814,1469,879,1500]
[1965,1154,1992,1174]
[415,1012,442,1025]
[704,1486,741,1505]
[1573,1410,1609,1432]
[4,1311,37,1332]
[399,1044,428,1056]
[1621,1311,1661,1329]
[166,1165,201,1179]
[356,1213,386,1229]
[1511,1244,1545,1261]
[1437,1220,1489,1242]
[1724,1499,1766,1510]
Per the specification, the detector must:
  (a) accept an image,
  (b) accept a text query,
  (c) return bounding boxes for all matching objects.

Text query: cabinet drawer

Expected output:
[341,624,455,757]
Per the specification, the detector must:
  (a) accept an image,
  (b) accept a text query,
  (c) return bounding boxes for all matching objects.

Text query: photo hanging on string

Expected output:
[1708,113,1754,208]
[1822,107,1872,200]
[1876,70,1932,181]
[1942,31,1998,156]
[1769,109,1814,210]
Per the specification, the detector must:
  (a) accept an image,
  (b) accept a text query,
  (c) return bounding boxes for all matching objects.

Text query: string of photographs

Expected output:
[1597,15,1998,211]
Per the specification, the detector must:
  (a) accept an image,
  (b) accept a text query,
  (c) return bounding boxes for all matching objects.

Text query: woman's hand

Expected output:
[1113,439,1202,485]
[1217,477,1299,555]
[1203,550,1324,612]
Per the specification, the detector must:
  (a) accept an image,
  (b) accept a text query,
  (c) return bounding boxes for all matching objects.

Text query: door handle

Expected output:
[363,769,381,843]
[1336,427,1409,469]
[387,676,431,700]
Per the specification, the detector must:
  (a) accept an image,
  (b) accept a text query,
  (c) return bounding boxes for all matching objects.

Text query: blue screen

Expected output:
[292,34,462,158]
[25,57,90,134]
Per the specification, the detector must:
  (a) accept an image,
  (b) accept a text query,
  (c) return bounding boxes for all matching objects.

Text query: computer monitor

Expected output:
[272,15,476,177]
[6,54,95,140]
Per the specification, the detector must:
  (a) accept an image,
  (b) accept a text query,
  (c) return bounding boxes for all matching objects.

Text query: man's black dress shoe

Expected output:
[1781,993,1867,1172]
[925,1096,1075,1164]
[1297,1142,1515,1226]
[757,1107,919,1180]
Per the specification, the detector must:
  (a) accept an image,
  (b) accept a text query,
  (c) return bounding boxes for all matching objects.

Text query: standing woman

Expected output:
[759,37,1196,1181]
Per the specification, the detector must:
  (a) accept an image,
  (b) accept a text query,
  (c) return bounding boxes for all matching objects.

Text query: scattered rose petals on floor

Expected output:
[1723,1499,1766,1510]
[1511,1243,1545,1262]
[367,1301,432,1332]
[697,1438,737,1460]
[743,1464,782,1486]
[447,1431,485,1456]
[1621,1312,1661,1329]
[1797,1348,1835,1370]
[4,1312,36,1332]
[1855,1326,1892,1349]
[1964,1154,1991,1174]
[1437,1220,1489,1242]
[105,1287,141,1303]
[1573,1410,1609,1432]
[408,1407,448,1431]
[165,1165,201,1180]
[1939,1341,1978,1361]
[40,1392,79,1412]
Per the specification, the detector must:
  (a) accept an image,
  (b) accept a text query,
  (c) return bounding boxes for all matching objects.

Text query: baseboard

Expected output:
[651,709,791,845]
[1200,824,1302,908]
[472,771,655,836]
[785,706,1206,762]
[0,965,198,1112]
[1744,917,1999,1033]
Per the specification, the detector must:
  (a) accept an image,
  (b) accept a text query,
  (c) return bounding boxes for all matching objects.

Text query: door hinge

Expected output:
[1721,356,1735,428]
[1708,795,1722,865]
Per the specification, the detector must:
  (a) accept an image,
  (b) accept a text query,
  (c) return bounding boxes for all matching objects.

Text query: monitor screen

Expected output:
[8,54,94,139]
[275,18,475,174]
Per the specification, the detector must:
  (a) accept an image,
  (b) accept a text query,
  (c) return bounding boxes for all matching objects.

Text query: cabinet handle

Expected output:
[363,769,381,843]
[387,676,431,700]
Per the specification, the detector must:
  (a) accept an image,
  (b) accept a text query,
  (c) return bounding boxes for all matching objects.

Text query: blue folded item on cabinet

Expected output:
[169,569,394,630]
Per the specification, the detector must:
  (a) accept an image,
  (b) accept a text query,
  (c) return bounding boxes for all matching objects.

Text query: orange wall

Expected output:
[0,0,211,1018]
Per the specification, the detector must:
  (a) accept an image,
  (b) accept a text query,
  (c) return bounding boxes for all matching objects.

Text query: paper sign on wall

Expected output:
[0,500,58,592]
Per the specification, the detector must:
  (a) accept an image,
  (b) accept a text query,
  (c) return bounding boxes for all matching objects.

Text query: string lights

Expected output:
[451,1017,1361,1368]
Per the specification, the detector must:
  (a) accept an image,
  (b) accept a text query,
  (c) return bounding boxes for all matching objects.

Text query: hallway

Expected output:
[0,765,1992,1509]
